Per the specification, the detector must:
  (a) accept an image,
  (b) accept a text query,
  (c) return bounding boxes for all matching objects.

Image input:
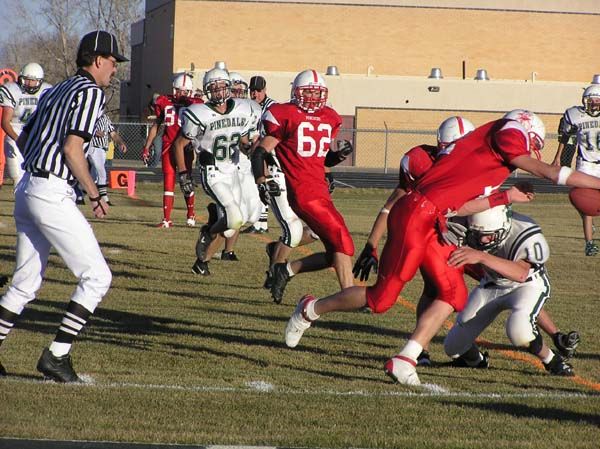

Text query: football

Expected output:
[569,187,600,217]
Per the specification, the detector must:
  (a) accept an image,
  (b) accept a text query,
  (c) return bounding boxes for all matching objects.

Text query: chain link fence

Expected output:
[111,122,558,171]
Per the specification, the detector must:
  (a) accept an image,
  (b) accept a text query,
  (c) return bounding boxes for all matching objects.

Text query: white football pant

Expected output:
[237,165,261,226]
[87,145,108,185]
[0,173,112,315]
[268,165,304,248]
[200,165,244,233]
[444,273,550,357]
[4,137,25,185]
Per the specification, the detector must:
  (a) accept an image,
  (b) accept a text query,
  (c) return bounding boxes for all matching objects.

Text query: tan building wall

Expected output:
[173,0,599,82]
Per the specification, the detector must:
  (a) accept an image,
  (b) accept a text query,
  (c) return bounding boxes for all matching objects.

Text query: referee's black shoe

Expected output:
[36,348,82,383]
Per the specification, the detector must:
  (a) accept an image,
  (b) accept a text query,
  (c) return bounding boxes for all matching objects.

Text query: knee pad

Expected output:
[224,204,244,231]
[506,313,537,348]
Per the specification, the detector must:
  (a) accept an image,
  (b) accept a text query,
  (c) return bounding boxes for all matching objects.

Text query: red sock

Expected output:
[185,192,195,219]
[163,192,174,221]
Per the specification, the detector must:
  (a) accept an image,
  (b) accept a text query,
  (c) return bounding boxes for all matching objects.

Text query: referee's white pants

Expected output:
[0,173,112,316]
[4,137,25,185]
[87,145,108,185]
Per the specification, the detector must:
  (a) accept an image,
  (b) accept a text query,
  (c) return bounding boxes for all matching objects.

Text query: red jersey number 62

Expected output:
[296,122,332,157]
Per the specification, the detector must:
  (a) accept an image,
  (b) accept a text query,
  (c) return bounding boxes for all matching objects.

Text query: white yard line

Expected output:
[2,376,597,399]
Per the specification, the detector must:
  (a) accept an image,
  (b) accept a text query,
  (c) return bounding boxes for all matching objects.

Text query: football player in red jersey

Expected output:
[284,109,600,386]
[251,69,354,304]
[143,73,203,228]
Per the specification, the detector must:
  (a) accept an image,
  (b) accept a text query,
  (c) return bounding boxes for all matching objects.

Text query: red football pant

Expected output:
[366,192,467,314]
[161,146,195,221]
[291,195,354,257]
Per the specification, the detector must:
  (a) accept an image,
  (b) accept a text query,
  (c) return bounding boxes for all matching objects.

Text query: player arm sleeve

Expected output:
[492,125,530,165]
[68,87,105,141]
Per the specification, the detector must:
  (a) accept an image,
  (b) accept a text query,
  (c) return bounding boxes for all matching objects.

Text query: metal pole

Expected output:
[383,121,389,174]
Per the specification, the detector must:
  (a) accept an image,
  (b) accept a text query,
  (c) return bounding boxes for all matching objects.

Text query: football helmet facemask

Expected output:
[582,85,600,117]
[437,116,475,150]
[503,109,546,159]
[203,68,231,105]
[172,73,193,101]
[466,205,512,252]
[291,69,328,113]
[229,72,248,99]
[18,62,44,94]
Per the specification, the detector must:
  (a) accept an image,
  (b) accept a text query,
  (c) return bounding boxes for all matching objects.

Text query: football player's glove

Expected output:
[441,221,468,247]
[552,331,580,358]
[178,171,195,195]
[142,147,151,166]
[325,172,335,193]
[337,139,354,157]
[353,243,378,281]
[258,178,281,205]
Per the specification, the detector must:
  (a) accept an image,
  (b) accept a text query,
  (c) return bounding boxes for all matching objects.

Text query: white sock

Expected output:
[542,349,555,364]
[304,298,320,321]
[286,262,295,277]
[399,339,423,362]
[49,342,71,357]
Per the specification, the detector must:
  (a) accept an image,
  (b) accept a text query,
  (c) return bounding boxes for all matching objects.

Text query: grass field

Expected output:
[0,183,598,448]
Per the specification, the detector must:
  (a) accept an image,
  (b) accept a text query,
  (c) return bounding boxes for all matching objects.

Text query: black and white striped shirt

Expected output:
[22,69,105,181]
[90,113,114,150]
[260,96,276,115]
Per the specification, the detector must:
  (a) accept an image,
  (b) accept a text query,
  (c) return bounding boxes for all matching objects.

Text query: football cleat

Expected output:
[220,250,239,261]
[36,347,82,383]
[384,356,421,386]
[157,219,173,228]
[0,360,6,376]
[584,240,598,256]
[544,353,575,376]
[451,351,490,369]
[552,331,580,358]
[270,262,291,304]
[186,216,196,227]
[241,226,266,234]
[191,259,210,276]
[0,275,8,287]
[416,350,432,367]
[285,294,316,348]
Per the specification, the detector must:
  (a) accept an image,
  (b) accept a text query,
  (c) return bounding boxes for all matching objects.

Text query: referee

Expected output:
[243,75,277,234]
[88,113,127,204]
[0,30,127,382]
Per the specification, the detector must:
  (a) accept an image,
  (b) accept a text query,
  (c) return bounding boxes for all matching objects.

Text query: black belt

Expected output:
[31,171,77,186]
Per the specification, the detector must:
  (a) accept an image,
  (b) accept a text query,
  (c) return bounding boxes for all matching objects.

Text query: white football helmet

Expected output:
[203,68,231,105]
[503,109,545,157]
[18,62,44,94]
[229,72,248,99]
[437,116,475,150]
[291,69,328,113]
[582,84,600,117]
[172,73,193,100]
[467,205,512,252]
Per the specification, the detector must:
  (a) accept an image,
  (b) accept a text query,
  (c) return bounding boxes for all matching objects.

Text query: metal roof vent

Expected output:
[214,61,227,70]
[474,69,490,81]
[428,68,443,79]
[326,65,340,76]
[592,74,600,84]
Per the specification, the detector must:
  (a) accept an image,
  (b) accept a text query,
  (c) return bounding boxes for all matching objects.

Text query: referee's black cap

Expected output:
[249,76,266,91]
[78,30,128,63]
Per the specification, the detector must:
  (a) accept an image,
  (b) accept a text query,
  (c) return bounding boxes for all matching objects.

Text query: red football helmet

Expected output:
[172,73,193,100]
[503,109,545,159]
[291,69,328,113]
